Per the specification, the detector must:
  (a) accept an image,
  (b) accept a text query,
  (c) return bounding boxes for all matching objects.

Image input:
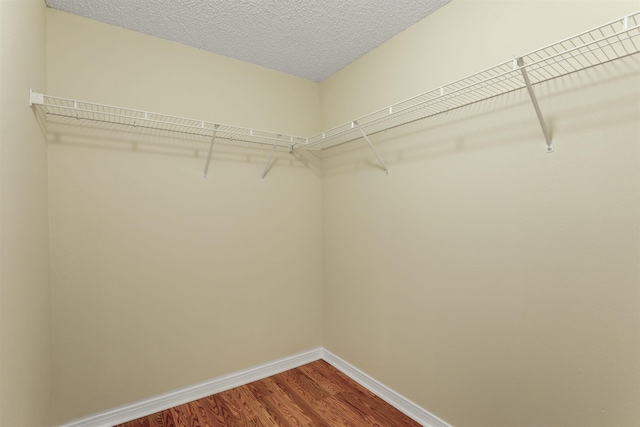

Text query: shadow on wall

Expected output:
[321,58,640,178]
[32,107,323,179]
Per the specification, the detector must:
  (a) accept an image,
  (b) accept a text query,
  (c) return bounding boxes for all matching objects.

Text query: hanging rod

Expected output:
[294,11,640,152]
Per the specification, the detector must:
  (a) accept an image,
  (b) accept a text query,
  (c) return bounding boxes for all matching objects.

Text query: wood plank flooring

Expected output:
[116,360,421,427]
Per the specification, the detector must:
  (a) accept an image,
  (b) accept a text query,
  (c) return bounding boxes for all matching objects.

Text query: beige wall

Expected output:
[46,10,323,424]
[0,0,51,426]
[321,1,640,427]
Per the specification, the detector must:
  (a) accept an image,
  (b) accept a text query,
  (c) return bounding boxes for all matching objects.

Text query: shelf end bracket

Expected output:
[203,125,219,178]
[354,122,389,174]
[517,58,553,153]
[29,89,44,107]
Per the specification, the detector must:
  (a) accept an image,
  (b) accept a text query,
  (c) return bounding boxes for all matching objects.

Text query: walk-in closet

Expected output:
[2,1,639,426]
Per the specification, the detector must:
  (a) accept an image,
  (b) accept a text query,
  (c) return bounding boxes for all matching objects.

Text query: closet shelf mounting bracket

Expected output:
[260,143,278,182]
[354,122,389,175]
[203,124,219,178]
[517,57,554,153]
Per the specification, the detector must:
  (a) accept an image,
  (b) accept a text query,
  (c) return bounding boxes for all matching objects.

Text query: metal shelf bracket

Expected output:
[354,122,389,174]
[203,124,219,178]
[260,143,278,182]
[517,58,554,153]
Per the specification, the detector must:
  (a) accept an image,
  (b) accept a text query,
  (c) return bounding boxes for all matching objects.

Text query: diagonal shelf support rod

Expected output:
[260,143,278,182]
[203,125,219,178]
[517,57,554,153]
[354,122,389,174]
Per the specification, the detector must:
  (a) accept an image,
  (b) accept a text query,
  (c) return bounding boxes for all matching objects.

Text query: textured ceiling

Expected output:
[45,0,450,82]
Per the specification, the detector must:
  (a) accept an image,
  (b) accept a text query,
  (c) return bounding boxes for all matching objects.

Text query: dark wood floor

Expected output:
[116,359,421,427]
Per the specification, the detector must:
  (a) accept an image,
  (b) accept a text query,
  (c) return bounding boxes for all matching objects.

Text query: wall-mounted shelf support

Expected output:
[355,122,389,175]
[517,58,554,153]
[203,125,219,178]
[260,143,278,182]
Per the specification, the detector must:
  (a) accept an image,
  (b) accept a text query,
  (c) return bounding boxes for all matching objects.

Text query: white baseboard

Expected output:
[321,349,452,427]
[60,347,323,427]
[60,346,452,427]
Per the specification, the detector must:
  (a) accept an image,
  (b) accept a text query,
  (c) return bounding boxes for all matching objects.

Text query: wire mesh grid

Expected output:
[298,11,640,151]
[34,95,308,149]
[30,12,639,153]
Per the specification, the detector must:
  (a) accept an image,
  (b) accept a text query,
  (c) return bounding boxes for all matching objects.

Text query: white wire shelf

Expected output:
[29,92,309,150]
[294,11,640,151]
[30,11,640,164]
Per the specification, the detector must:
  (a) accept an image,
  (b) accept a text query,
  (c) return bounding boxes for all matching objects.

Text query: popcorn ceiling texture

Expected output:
[45,0,450,82]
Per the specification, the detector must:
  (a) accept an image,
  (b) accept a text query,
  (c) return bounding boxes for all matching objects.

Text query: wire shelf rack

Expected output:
[30,11,640,159]
[29,92,308,150]
[294,11,640,151]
